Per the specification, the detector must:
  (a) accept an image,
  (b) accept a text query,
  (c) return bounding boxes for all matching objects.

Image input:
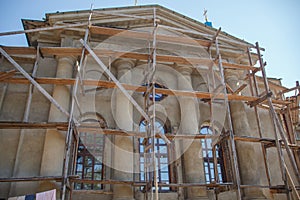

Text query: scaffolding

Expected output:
[0,6,299,200]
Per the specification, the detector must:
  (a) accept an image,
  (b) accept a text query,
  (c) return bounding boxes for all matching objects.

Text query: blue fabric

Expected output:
[25,194,35,200]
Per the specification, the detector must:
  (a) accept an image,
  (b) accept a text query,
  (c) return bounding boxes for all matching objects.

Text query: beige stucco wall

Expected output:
[0,13,297,200]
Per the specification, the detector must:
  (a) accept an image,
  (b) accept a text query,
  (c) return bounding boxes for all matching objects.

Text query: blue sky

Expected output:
[0,0,299,91]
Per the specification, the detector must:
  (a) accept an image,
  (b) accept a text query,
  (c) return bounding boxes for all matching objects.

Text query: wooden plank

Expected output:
[2,46,259,71]
[234,136,275,144]
[10,56,36,64]
[233,83,247,94]
[2,46,36,55]
[248,92,273,107]
[220,61,257,71]
[1,122,298,150]
[0,122,68,130]
[0,47,70,118]
[276,85,300,97]
[72,190,113,195]
[71,178,145,186]
[78,126,221,140]
[0,77,291,105]
[0,70,16,81]
[0,176,63,182]
[0,22,88,36]
[70,178,233,188]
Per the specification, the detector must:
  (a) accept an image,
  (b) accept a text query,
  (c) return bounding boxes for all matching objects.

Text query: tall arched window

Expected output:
[200,126,225,183]
[75,118,106,190]
[139,119,174,191]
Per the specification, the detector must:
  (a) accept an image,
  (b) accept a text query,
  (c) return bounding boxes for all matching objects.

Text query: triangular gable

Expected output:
[23,5,253,51]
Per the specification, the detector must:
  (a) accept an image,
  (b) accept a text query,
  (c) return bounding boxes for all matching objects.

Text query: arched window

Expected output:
[142,82,168,101]
[200,126,225,183]
[75,118,106,190]
[139,119,174,191]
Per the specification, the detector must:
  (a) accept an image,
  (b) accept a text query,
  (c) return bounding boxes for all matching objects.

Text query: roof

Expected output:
[22,4,254,50]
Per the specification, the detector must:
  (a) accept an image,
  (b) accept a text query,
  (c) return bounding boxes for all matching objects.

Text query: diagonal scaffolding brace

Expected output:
[0,47,70,118]
[80,39,149,122]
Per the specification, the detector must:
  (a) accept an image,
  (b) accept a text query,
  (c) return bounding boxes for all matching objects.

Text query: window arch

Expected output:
[200,126,225,183]
[139,119,175,191]
[84,69,110,93]
[75,117,106,190]
[142,82,168,101]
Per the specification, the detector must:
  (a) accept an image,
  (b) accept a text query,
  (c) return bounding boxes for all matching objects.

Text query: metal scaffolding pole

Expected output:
[246,47,271,186]
[0,47,70,117]
[1,8,300,199]
[80,39,149,122]
[256,43,300,182]
[215,37,242,200]
[255,42,300,199]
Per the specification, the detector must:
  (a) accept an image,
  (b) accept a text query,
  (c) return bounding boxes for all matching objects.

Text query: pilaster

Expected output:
[39,38,76,194]
[225,69,266,199]
[113,59,135,200]
[177,66,207,199]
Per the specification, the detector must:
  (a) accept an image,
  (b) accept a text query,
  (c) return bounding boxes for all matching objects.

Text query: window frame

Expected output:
[138,119,176,192]
[200,126,226,184]
[74,118,106,190]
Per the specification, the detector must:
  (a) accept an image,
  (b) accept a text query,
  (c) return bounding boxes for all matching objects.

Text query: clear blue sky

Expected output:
[0,0,299,91]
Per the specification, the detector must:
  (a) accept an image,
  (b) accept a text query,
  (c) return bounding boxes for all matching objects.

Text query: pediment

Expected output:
[22,5,255,62]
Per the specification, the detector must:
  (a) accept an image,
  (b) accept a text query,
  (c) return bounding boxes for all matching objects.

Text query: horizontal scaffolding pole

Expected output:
[0,22,88,37]
[0,122,68,130]
[70,178,233,188]
[276,85,300,97]
[1,176,298,191]
[0,77,290,106]
[0,176,63,182]
[1,46,258,71]
[0,47,70,118]
[0,69,16,81]
[1,122,299,150]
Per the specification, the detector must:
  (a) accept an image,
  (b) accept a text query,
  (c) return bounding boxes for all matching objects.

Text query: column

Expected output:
[177,66,207,199]
[39,55,75,191]
[113,59,135,200]
[225,70,266,199]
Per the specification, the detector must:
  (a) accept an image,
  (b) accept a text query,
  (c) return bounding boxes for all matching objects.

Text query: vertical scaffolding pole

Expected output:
[78,7,93,95]
[61,73,80,200]
[152,8,159,200]
[215,37,242,200]
[143,8,159,200]
[246,48,271,186]
[255,42,290,199]
[61,9,95,198]
[256,42,299,183]
[8,46,40,196]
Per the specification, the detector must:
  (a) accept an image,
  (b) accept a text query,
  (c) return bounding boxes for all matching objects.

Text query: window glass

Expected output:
[200,126,224,183]
[139,119,171,191]
[75,118,105,190]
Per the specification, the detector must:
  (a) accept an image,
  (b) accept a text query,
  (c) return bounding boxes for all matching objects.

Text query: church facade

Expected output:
[0,5,299,200]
